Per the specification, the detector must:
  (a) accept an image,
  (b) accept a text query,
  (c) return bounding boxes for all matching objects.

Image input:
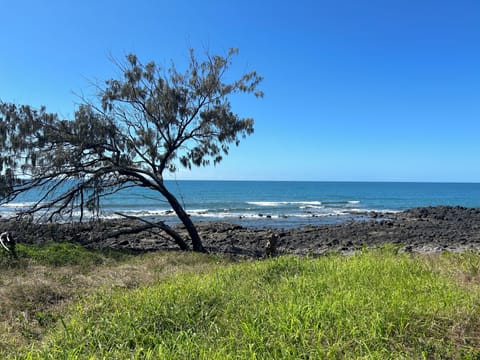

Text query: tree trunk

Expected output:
[157,182,206,252]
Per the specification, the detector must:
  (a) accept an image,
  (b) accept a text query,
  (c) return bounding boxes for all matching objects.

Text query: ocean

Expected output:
[2,181,480,228]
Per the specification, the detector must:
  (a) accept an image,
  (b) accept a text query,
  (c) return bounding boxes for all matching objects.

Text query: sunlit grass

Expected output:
[7,246,479,359]
[0,243,224,356]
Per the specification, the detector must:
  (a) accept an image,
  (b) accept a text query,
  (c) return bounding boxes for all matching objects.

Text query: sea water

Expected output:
[2,181,480,228]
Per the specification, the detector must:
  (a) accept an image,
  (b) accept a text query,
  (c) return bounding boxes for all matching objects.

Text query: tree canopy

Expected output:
[0,48,263,251]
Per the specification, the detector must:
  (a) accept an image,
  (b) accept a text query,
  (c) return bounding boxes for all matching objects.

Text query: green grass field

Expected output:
[1,243,479,359]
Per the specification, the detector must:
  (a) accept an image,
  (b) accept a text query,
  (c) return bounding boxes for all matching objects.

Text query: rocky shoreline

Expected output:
[1,206,480,258]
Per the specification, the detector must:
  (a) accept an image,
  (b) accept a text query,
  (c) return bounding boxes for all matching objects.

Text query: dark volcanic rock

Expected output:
[2,206,480,257]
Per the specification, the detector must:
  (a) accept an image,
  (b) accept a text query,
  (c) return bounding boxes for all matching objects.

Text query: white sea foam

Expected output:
[377,209,401,214]
[1,201,39,208]
[92,206,387,221]
[299,205,324,210]
[0,198,398,225]
[115,208,213,217]
[291,201,322,206]
[187,209,209,215]
[246,201,322,207]
[113,209,174,216]
[246,201,282,207]
[190,211,248,219]
[96,213,123,220]
[346,208,401,214]
[184,208,355,220]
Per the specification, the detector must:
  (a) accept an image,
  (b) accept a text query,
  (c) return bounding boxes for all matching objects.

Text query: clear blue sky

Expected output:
[1,0,479,182]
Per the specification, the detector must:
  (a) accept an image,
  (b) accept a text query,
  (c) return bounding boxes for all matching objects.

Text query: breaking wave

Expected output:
[246,201,322,207]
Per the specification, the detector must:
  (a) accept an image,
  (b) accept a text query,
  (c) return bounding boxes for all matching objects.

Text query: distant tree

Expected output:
[0,48,263,252]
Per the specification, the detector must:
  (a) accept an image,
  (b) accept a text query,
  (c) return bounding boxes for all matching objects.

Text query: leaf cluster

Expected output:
[99,48,262,172]
[0,48,262,222]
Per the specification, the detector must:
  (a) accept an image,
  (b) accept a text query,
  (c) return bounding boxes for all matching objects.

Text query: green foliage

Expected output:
[0,242,132,268]
[0,49,262,221]
[0,48,262,250]
[19,249,480,359]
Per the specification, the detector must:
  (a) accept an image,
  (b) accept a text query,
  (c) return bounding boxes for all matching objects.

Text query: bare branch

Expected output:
[0,48,262,252]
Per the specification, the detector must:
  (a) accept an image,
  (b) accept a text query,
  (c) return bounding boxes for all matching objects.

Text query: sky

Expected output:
[1,0,479,182]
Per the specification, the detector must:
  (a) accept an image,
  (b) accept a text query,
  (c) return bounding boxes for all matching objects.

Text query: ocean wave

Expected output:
[322,200,360,205]
[107,208,213,217]
[346,208,401,214]
[245,200,363,208]
[0,202,399,224]
[188,209,209,215]
[115,207,350,220]
[246,201,322,207]
[0,201,39,208]
[299,205,324,210]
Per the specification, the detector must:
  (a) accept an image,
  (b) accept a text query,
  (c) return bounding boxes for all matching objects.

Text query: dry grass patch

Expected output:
[0,243,226,356]
[420,251,480,288]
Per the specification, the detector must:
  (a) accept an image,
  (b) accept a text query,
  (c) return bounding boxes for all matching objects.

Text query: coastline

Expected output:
[4,181,480,228]
[1,205,480,257]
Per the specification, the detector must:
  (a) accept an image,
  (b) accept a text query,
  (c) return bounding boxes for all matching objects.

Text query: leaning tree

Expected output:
[0,48,263,252]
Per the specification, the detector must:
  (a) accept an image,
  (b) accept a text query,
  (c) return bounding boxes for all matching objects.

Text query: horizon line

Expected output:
[165,179,480,184]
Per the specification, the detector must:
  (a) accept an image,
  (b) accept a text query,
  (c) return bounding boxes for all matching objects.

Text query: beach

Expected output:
[2,206,480,257]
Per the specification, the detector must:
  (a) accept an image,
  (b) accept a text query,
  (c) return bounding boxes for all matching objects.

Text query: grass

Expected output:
[0,242,223,357]
[1,244,480,359]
